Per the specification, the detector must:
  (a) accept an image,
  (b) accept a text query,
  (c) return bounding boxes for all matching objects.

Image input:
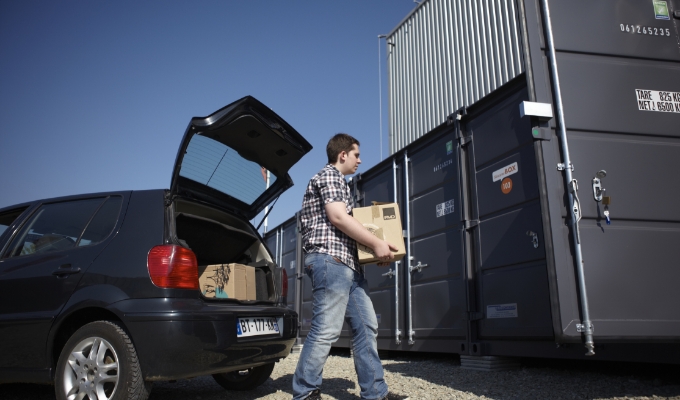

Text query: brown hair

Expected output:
[326,133,360,164]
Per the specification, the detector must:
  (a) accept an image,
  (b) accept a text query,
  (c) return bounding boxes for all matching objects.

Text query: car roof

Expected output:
[0,189,148,213]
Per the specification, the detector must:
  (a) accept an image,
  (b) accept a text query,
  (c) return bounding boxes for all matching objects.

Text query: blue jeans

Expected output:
[292,253,387,400]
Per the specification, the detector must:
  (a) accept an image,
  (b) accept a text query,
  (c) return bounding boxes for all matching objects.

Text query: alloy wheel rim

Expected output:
[61,336,120,400]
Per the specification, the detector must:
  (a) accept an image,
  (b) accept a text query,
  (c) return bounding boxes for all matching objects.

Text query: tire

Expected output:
[55,321,152,400]
[212,362,276,391]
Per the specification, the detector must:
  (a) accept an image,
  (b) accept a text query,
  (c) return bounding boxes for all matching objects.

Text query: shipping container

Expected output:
[265,216,307,350]
[267,0,680,363]
[267,216,299,305]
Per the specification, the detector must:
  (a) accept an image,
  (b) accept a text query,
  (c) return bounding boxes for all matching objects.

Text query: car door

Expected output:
[0,195,123,371]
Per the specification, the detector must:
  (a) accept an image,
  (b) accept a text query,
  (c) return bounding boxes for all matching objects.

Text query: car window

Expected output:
[0,207,28,238]
[179,135,277,205]
[78,196,123,247]
[3,198,105,258]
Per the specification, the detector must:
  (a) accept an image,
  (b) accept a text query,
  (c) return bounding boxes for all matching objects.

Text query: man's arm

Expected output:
[325,202,397,261]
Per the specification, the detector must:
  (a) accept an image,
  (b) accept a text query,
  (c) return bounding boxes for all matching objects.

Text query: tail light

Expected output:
[147,245,199,290]
[281,267,288,299]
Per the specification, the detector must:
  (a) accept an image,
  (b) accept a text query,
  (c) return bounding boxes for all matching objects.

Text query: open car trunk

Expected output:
[173,199,278,302]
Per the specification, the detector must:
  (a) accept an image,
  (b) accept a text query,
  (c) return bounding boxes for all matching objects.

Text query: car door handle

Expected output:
[52,264,81,277]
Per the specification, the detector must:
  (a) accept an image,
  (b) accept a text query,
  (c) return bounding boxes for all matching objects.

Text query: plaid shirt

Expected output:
[300,164,360,272]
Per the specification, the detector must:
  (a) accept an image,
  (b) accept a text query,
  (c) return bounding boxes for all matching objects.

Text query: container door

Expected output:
[281,218,298,312]
[353,161,403,350]
[298,212,313,344]
[541,0,680,340]
[299,256,313,343]
[263,230,278,261]
[404,127,468,353]
[464,85,553,345]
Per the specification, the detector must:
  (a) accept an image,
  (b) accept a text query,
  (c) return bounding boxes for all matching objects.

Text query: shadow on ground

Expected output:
[381,352,680,400]
[0,382,54,400]
[3,350,680,400]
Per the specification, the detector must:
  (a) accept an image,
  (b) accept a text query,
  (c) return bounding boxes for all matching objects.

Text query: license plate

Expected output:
[236,317,280,337]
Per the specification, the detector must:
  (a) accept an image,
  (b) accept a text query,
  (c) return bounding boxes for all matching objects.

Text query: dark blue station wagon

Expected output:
[0,97,312,400]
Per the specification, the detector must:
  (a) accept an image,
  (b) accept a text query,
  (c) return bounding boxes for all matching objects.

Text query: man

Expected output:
[292,133,409,400]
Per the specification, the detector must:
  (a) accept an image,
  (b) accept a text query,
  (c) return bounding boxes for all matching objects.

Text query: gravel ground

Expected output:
[2,349,680,400]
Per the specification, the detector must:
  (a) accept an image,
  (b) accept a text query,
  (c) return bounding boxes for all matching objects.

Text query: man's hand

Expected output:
[372,240,398,261]
[374,241,398,267]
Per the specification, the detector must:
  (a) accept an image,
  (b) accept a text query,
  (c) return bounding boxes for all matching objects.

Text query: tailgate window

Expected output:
[180,135,277,205]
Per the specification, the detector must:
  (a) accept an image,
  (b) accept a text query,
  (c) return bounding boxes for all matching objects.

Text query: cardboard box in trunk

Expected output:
[352,202,406,265]
[198,263,256,300]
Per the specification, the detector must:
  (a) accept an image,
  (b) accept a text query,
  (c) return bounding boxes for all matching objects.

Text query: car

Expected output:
[0,96,312,400]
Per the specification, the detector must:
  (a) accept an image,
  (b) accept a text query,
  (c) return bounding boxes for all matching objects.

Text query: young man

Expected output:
[292,133,409,400]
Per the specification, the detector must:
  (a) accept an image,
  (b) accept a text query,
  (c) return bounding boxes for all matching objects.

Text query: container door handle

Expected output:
[382,268,395,278]
[526,231,539,249]
[409,260,428,273]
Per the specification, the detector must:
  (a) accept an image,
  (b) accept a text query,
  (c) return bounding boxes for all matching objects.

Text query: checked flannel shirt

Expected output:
[300,164,360,273]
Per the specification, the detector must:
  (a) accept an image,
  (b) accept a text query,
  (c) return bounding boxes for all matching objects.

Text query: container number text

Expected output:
[620,24,671,37]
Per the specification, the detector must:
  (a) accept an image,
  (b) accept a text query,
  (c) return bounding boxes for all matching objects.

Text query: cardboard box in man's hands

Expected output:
[352,202,406,265]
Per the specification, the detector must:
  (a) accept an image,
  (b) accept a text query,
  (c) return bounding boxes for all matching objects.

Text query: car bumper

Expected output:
[114,298,298,381]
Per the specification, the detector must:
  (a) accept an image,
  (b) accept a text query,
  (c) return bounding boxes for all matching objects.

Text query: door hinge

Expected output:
[164,194,177,207]
[447,106,467,125]
[557,163,574,171]
[465,219,479,230]
[531,127,551,141]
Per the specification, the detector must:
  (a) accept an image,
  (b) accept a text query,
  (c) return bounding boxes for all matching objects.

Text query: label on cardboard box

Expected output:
[198,263,256,300]
[353,202,406,265]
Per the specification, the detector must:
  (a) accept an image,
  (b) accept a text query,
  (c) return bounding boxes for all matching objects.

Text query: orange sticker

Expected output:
[501,177,513,194]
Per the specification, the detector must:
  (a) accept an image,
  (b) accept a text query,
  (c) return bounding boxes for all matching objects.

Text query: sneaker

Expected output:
[304,389,322,399]
[379,393,410,400]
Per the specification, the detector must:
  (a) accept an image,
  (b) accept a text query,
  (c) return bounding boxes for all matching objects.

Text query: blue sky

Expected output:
[0,1,416,232]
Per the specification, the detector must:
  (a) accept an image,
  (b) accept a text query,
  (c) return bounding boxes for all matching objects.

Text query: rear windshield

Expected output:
[179,135,277,205]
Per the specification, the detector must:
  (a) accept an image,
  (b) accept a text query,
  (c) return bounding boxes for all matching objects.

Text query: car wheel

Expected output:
[212,362,276,391]
[55,321,152,400]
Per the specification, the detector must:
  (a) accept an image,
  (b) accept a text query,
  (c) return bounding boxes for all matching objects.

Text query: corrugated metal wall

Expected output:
[387,0,525,154]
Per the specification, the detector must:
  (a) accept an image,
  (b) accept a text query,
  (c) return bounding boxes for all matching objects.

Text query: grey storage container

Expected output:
[265,217,300,313]
[270,0,680,363]
[265,215,308,348]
